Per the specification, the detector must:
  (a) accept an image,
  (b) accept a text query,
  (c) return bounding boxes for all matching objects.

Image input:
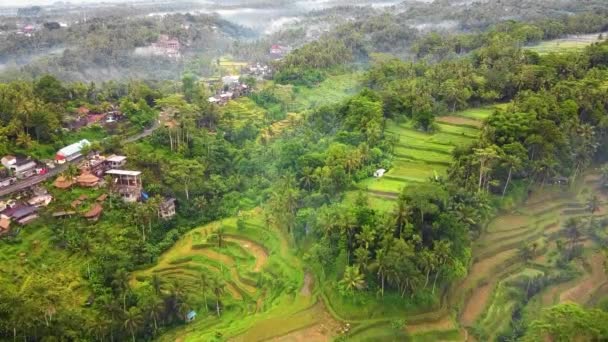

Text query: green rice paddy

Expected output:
[357,106,492,210]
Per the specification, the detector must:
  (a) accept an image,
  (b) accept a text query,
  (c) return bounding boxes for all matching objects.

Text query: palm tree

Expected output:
[393,199,412,237]
[146,299,164,333]
[432,240,452,294]
[63,163,79,182]
[112,269,130,311]
[150,274,163,296]
[211,276,226,317]
[198,272,210,311]
[419,249,436,289]
[355,225,375,250]
[123,307,143,342]
[299,167,314,190]
[565,218,583,260]
[339,266,366,294]
[216,225,225,248]
[372,249,389,297]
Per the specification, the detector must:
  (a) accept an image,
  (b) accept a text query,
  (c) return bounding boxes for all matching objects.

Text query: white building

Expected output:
[56,139,91,163]
[106,155,127,169]
[374,169,387,178]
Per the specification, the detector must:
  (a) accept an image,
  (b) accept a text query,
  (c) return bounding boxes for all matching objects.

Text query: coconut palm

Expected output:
[146,299,164,333]
[339,265,366,294]
[123,307,143,342]
[211,276,226,317]
[198,272,210,312]
[150,274,163,296]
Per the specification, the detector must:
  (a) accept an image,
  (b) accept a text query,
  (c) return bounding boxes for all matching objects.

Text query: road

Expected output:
[0,122,161,199]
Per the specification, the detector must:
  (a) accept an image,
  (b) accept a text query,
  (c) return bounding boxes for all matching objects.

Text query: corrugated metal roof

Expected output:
[57,139,91,157]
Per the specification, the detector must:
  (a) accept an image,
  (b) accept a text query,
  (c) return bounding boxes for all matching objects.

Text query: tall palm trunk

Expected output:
[502,167,513,198]
[432,269,441,294]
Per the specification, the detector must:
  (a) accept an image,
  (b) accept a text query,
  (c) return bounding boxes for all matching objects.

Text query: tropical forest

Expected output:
[0,0,608,341]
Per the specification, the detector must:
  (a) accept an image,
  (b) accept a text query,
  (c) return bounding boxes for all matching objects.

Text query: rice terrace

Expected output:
[1,0,608,341]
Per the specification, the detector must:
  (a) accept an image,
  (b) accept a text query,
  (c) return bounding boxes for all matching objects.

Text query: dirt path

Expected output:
[225,237,269,272]
[560,253,607,304]
[406,316,456,334]
[461,283,492,327]
[300,272,314,296]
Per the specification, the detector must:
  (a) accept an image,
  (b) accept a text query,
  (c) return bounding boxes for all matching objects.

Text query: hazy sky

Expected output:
[0,0,127,7]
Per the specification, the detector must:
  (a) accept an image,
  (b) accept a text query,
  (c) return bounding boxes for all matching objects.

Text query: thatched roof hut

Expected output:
[53,176,74,189]
[77,172,100,188]
[83,204,103,221]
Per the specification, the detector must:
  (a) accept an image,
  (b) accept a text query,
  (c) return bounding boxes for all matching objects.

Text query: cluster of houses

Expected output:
[150,35,181,59]
[0,140,177,236]
[64,105,123,131]
[0,186,53,236]
[245,63,272,79]
[207,75,251,106]
[0,156,49,188]
[53,153,176,221]
[269,44,291,60]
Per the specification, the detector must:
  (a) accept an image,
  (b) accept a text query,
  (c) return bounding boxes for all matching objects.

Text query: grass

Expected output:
[289,73,362,112]
[526,33,606,54]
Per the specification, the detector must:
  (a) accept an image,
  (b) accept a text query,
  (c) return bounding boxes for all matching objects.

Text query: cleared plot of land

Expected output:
[526,33,606,54]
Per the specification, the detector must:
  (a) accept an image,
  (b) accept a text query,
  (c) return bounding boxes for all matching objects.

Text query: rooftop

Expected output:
[11,206,37,220]
[106,155,127,163]
[57,139,91,157]
[106,170,141,176]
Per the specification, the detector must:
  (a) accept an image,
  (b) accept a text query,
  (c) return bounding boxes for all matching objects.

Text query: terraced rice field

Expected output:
[358,106,493,208]
[222,97,267,128]
[457,175,608,340]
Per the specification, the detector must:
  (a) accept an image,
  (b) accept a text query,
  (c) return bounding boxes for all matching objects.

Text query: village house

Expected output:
[151,35,181,59]
[159,198,176,219]
[56,139,91,164]
[106,155,127,169]
[246,63,271,78]
[269,44,291,59]
[1,155,38,179]
[28,194,53,207]
[374,169,387,178]
[106,170,143,203]
[10,206,38,225]
[81,155,107,177]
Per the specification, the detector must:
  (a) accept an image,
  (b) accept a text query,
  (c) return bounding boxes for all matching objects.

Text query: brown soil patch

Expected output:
[226,282,243,300]
[407,316,455,334]
[469,249,518,278]
[461,283,492,326]
[560,253,607,304]
[486,214,531,233]
[301,272,314,296]
[266,304,340,342]
[225,237,269,272]
[437,116,483,128]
